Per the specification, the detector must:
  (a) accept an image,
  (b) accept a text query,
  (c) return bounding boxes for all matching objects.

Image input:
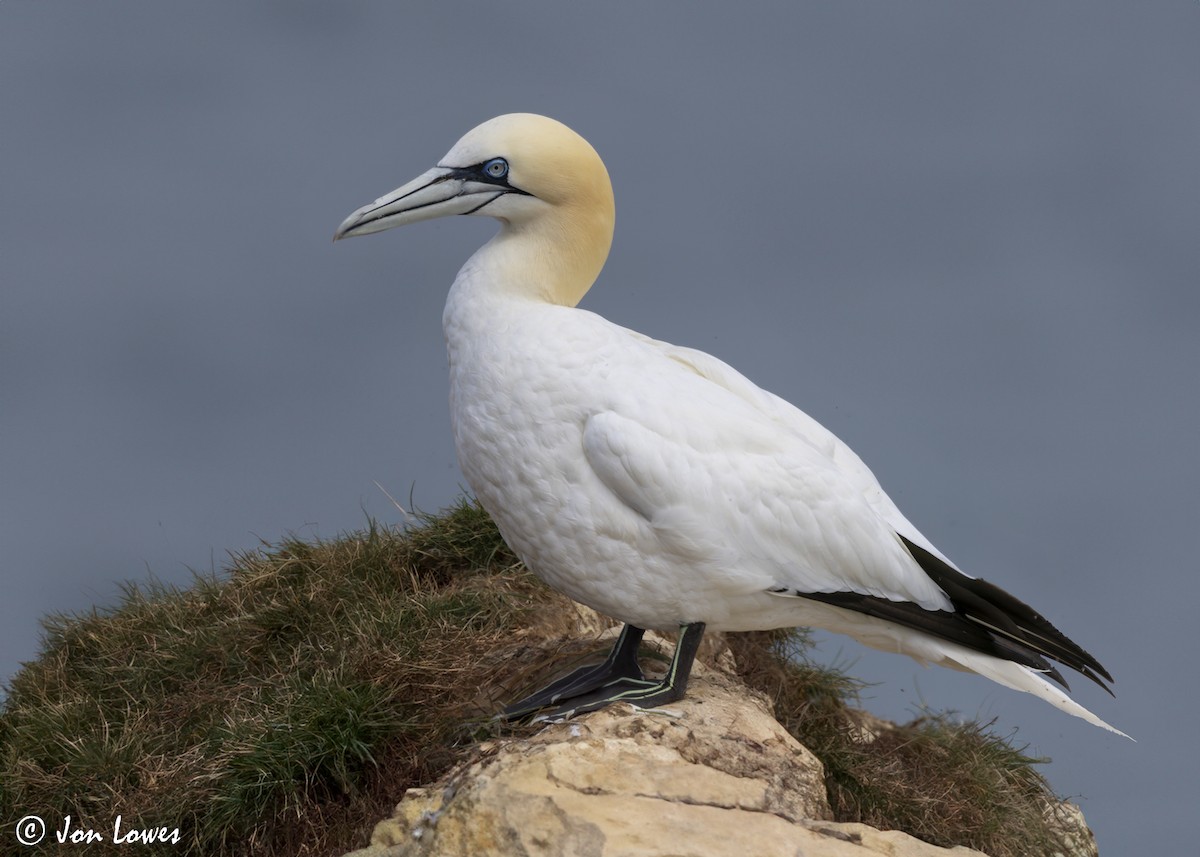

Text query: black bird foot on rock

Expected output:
[499,621,706,722]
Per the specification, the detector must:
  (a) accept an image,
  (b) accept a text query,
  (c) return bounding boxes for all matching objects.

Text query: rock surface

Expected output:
[343,655,998,857]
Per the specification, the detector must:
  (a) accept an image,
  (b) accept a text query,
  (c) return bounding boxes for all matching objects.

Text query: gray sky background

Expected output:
[3,2,1196,852]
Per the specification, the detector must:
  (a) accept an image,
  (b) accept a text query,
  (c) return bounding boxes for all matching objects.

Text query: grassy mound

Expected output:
[2,499,1072,856]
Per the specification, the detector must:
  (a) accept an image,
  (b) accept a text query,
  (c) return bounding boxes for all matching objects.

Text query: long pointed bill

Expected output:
[334,167,506,240]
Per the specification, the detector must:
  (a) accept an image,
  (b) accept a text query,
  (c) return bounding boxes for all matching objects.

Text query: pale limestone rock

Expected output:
[343,662,990,857]
[1042,800,1099,857]
[341,624,1095,857]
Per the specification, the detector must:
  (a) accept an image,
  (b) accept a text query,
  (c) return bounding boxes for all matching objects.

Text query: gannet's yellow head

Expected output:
[335,114,615,305]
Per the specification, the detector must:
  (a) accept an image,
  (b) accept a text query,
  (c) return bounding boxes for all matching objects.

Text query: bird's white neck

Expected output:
[449,186,615,311]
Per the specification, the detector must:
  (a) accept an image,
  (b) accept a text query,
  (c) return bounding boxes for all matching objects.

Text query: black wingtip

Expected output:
[897,536,1116,696]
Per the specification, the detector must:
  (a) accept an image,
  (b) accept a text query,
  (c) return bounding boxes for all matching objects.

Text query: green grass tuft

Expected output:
[1,499,547,855]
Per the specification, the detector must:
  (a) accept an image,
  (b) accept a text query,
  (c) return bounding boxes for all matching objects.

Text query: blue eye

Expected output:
[483,158,508,179]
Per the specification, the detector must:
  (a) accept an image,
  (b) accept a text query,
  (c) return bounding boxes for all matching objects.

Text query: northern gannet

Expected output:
[334,114,1124,736]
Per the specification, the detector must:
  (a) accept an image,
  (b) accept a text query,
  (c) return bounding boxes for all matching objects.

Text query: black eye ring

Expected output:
[483,158,508,179]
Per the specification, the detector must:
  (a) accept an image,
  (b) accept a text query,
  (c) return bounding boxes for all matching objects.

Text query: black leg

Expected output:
[500,622,707,722]
[500,624,648,720]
